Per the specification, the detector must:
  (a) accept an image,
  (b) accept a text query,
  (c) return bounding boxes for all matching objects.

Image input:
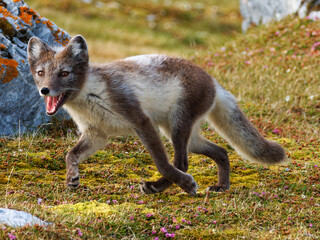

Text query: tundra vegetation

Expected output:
[0,0,319,239]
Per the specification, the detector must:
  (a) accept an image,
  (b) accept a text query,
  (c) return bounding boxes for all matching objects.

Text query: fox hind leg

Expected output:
[189,129,230,192]
[140,120,196,194]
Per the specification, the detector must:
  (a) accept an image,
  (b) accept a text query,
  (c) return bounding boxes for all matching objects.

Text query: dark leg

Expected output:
[140,121,195,194]
[189,134,230,191]
[65,131,107,189]
[134,117,197,195]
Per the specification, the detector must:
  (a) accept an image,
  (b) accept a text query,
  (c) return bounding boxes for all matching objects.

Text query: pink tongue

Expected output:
[45,96,58,113]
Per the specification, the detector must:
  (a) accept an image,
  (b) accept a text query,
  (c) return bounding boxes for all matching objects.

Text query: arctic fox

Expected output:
[27,35,286,194]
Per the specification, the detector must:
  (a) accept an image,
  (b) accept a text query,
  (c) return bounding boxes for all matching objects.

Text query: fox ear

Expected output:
[65,35,89,63]
[27,37,50,61]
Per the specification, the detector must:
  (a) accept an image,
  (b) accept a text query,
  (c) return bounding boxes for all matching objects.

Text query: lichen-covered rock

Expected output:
[240,0,320,32]
[0,0,70,136]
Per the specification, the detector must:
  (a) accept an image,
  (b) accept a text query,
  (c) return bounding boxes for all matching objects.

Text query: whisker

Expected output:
[60,88,81,92]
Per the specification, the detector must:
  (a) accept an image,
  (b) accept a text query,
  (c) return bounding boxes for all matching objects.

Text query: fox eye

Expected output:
[61,71,70,77]
[37,70,45,77]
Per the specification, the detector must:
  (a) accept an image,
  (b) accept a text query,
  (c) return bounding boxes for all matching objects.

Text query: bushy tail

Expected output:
[208,81,286,165]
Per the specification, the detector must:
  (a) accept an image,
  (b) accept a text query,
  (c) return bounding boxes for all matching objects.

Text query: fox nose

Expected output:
[40,87,50,95]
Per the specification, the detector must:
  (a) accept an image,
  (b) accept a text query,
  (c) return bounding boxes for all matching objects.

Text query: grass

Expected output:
[1,1,320,239]
[26,0,241,61]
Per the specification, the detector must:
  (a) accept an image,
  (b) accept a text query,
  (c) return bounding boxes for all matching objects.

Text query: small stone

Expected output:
[0,208,49,228]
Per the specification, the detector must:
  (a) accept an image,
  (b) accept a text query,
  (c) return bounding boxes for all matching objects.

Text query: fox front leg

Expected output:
[65,149,81,189]
[65,131,107,189]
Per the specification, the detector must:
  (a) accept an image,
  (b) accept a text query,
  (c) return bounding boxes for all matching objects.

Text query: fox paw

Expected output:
[178,174,198,195]
[207,185,229,192]
[139,181,161,194]
[66,176,80,189]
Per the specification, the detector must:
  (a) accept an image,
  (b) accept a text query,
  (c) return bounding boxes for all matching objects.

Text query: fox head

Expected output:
[27,35,89,116]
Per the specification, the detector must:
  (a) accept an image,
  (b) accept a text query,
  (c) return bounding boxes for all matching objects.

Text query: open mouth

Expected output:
[45,92,67,116]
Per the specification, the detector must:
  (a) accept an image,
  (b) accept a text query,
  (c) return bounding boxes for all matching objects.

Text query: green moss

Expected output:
[231,172,260,187]
[26,152,65,170]
[180,228,247,239]
[51,201,155,217]
[0,174,8,184]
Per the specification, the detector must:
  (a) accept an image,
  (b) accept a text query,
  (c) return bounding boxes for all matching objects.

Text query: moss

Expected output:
[51,201,155,218]
[231,172,260,187]
[26,152,65,170]
[0,174,8,184]
[0,17,17,39]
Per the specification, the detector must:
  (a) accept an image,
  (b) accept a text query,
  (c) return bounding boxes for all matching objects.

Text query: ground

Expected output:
[0,0,319,239]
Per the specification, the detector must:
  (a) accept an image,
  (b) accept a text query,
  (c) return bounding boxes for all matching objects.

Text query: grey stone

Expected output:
[0,208,49,228]
[240,0,320,32]
[0,0,70,136]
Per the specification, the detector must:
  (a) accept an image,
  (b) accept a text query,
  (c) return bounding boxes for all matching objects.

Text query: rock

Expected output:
[0,0,70,136]
[0,208,49,227]
[240,0,320,32]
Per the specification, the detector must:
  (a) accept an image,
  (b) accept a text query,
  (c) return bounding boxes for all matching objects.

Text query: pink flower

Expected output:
[152,230,157,234]
[160,227,167,233]
[146,214,153,217]
[8,233,16,240]
[76,228,83,237]
[273,129,279,134]
[213,220,217,224]
[154,237,159,240]
[130,216,134,220]
[175,225,180,229]
[165,233,175,238]
[313,42,320,47]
